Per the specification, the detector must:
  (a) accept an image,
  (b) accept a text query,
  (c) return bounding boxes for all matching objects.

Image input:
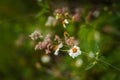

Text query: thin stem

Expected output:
[82,51,88,54]
[98,58,120,72]
[63,45,70,48]
[60,49,68,52]
[82,51,120,71]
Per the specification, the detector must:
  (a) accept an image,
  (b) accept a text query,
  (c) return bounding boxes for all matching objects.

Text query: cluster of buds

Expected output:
[45,7,100,28]
[54,7,84,28]
[34,34,52,54]
[29,30,43,40]
[47,7,83,28]
[29,30,82,58]
[54,7,69,28]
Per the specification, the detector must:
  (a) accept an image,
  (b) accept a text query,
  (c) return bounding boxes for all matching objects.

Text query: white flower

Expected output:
[54,43,63,55]
[63,24,66,28]
[45,16,56,26]
[68,45,81,58]
[88,51,95,58]
[64,19,69,24]
[29,30,43,40]
[93,10,100,18]
[41,55,51,63]
[75,58,83,67]
[62,19,69,28]
[56,14,59,19]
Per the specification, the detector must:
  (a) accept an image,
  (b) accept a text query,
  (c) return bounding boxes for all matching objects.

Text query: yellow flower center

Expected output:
[53,45,58,51]
[72,48,77,53]
[56,13,62,19]
[64,31,68,37]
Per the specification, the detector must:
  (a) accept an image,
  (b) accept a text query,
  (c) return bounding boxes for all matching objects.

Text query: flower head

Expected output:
[56,13,62,19]
[45,16,56,26]
[41,55,51,63]
[29,30,43,40]
[65,37,75,46]
[62,19,69,28]
[75,58,83,67]
[54,35,62,43]
[54,43,63,55]
[68,45,81,58]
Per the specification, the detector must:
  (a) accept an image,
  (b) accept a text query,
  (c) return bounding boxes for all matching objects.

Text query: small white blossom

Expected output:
[68,45,81,58]
[75,58,83,67]
[62,19,69,28]
[64,19,69,24]
[41,55,51,63]
[88,51,95,58]
[54,43,63,55]
[29,30,43,40]
[56,14,59,19]
[93,10,100,18]
[45,16,56,26]
[63,24,66,28]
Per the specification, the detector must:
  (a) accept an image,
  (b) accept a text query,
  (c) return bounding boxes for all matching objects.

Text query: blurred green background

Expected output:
[0,0,120,80]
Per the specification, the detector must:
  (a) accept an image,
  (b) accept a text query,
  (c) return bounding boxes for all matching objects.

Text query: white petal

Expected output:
[41,55,51,63]
[59,43,63,48]
[75,59,83,67]
[68,45,82,58]
[54,43,63,55]
[64,19,69,24]
[63,24,66,28]
[56,16,58,19]
[54,49,59,55]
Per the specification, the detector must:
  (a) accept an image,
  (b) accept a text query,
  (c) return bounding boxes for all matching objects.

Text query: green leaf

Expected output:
[85,63,95,71]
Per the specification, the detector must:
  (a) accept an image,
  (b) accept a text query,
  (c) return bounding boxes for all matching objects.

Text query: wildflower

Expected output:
[72,13,81,22]
[45,49,51,54]
[41,55,51,63]
[44,34,52,42]
[65,37,75,46]
[35,42,48,50]
[54,43,63,55]
[62,19,69,28]
[61,7,68,14]
[45,16,56,26]
[56,13,62,19]
[54,9,62,15]
[68,45,81,58]
[75,58,83,67]
[29,30,43,40]
[54,35,62,43]
[88,51,95,58]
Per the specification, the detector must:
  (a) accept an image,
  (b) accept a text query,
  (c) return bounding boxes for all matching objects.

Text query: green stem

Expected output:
[60,49,68,52]
[82,51,120,71]
[98,58,120,72]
